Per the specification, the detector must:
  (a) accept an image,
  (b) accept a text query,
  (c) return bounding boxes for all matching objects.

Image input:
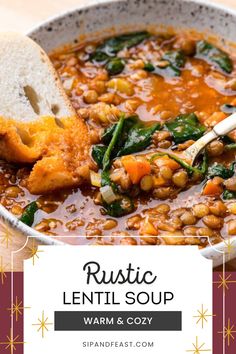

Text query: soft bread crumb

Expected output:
[0,32,75,122]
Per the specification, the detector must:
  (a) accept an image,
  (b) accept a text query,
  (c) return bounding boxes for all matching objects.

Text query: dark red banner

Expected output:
[0,271,236,353]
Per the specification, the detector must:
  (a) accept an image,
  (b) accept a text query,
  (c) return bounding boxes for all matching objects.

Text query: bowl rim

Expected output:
[26,0,236,39]
[1,0,235,260]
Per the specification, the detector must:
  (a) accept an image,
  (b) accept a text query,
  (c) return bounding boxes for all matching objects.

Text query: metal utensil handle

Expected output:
[213,112,236,136]
[184,112,236,164]
[184,130,217,163]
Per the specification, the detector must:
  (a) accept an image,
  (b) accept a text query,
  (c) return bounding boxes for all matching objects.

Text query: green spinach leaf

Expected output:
[104,196,134,217]
[117,122,161,156]
[105,57,125,75]
[101,171,118,193]
[143,50,185,77]
[90,32,149,75]
[222,189,236,200]
[102,115,125,170]
[144,61,180,77]
[143,62,155,72]
[207,162,235,179]
[101,170,111,187]
[92,145,107,168]
[196,40,233,74]
[198,153,208,175]
[101,125,116,145]
[101,115,159,156]
[101,116,138,145]
[165,113,206,144]
[162,50,186,69]
[20,201,38,226]
[155,65,181,77]
[97,31,150,56]
[89,51,110,63]
[225,143,236,151]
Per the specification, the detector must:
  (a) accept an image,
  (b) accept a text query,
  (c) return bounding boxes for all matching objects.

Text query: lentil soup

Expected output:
[2,30,236,246]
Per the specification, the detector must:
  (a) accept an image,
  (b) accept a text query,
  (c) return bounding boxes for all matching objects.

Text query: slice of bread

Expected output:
[0,32,75,122]
[0,32,93,194]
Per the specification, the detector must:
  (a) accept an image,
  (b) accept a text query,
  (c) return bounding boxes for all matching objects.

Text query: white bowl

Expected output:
[1,0,236,266]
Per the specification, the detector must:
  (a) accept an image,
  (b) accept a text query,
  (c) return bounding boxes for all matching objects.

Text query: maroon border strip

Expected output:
[0,271,235,353]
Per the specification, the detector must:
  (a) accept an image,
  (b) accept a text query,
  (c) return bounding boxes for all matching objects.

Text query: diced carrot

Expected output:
[202,179,223,196]
[140,218,159,236]
[204,112,227,127]
[154,155,180,170]
[122,155,151,184]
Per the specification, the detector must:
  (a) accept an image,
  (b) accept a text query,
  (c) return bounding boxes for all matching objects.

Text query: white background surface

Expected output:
[1,0,236,271]
[24,246,213,354]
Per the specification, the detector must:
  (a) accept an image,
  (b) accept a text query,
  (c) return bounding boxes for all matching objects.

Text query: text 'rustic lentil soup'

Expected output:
[2,29,236,246]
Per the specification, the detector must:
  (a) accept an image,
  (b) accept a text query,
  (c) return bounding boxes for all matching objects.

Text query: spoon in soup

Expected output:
[184,112,236,165]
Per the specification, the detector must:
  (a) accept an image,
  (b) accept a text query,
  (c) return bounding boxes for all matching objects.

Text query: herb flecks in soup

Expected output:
[2,30,236,246]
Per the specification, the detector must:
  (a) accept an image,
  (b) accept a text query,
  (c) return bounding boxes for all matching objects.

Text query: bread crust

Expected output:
[0,33,93,194]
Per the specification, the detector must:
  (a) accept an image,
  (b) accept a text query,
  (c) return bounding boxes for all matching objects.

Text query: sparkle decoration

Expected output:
[218,318,236,347]
[213,273,236,292]
[7,296,30,322]
[32,310,53,338]
[0,330,25,354]
[223,238,236,255]
[28,238,43,265]
[193,304,215,329]
[186,336,211,353]
[0,255,8,285]
[0,222,13,248]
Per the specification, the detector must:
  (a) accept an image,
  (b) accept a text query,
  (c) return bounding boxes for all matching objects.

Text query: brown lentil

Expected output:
[192,204,210,218]
[180,211,197,225]
[103,219,118,230]
[202,215,223,229]
[83,90,98,104]
[172,171,188,188]
[206,140,224,156]
[227,219,236,235]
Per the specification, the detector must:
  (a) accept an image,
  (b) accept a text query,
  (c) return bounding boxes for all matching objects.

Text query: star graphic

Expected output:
[193,304,215,329]
[0,330,24,354]
[186,336,211,353]
[7,296,31,322]
[218,318,236,347]
[223,238,236,255]
[32,310,53,338]
[28,238,43,265]
[0,223,12,248]
[0,255,8,285]
[213,273,236,292]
